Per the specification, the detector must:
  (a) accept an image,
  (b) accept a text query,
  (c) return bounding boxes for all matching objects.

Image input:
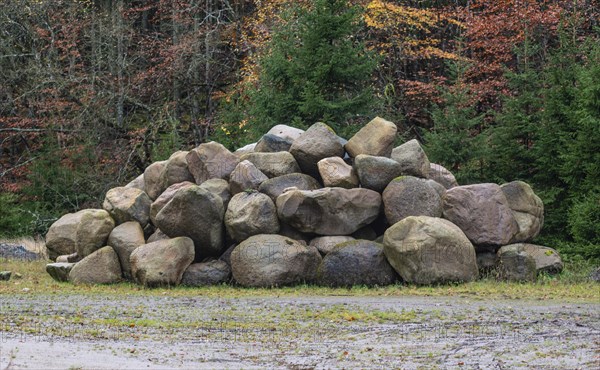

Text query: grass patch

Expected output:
[0,258,598,302]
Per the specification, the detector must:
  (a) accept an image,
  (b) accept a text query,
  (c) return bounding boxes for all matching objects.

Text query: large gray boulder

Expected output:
[155,185,225,259]
[345,117,397,158]
[149,181,195,225]
[230,234,321,287]
[507,243,563,274]
[276,187,381,235]
[317,157,358,189]
[309,236,355,255]
[289,122,344,177]
[46,262,75,282]
[107,221,145,279]
[382,176,443,225]
[354,155,402,192]
[103,187,152,227]
[229,160,269,194]
[266,124,305,142]
[391,139,430,178]
[428,163,458,189]
[130,237,195,287]
[442,183,519,247]
[497,244,537,282]
[46,209,115,260]
[199,178,231,209]
[69,246,122,285]
[254,134,293,153]
[181,260,231,286]
[383,216,478,285]
[240,152,301,178]
[159,151,194,189]
[258,173,321,202]
[186,141,239,183]
[500,181,544,243]
[225,192,280,242]
[316,240,398,287]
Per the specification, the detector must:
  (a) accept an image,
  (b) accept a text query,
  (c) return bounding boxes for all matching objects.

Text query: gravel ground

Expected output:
[1,294,598,369]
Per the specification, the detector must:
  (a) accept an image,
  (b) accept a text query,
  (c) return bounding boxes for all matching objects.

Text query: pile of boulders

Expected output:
[45,117,564,287]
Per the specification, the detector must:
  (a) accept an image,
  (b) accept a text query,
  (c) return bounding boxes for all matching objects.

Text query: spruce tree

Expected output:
[248,0,377,136]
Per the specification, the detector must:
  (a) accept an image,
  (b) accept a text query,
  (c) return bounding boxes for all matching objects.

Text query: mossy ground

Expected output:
[1,258,597,302]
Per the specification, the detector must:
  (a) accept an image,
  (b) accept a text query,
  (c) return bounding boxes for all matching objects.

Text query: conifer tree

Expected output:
[248,0,377,136]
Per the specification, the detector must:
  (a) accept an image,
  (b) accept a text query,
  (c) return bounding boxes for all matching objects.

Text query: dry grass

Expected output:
[0,259,598,302]
[0,236,48,259]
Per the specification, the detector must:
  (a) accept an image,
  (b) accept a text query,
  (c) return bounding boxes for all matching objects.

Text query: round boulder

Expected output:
[258,173,321,202]
[103,187,152,227]
[130,237,195,287]
[186,141,239,183]
[309,236,355,255]
[317,157,358,189]
[391,139,430,178]
[276,187,381,235]
[181,260,231,286]
[107,221,145,279]
[239,152,301,178]
[442,183,519,247]
[383,216,478,285]
[354,155,402,192]
[289,122,344,177]
[316,240,398,287]
[155,185,225,259]
[496,244,537,282]
[149,181,195,225]
[230,234,322,287]
[229,160,269,194]
[382,176,443,225]
[428,163,458,189]
[500,181,544,243]
[344,117,397,158]
[69,246,122,285]
[225,192,280,242]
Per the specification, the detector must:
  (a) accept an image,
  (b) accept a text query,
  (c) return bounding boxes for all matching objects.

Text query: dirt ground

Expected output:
[1,294,598,369]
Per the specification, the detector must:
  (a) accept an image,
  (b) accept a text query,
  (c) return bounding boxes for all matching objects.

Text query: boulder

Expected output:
[46,209,115,260]
[344,117,397,158]
[149,181,195,225]
[316,240,398,287]
[69,246,122,285]
[230,234,321,287]
[442,183,519,247]
[508,243,563,274]
[317,157,358,189]
[103,187,152,227]
[125,174,146,191]
[383,216,478,285]
[186,141,239,183]
[147,228,170,243]
[391,139,430,178]
[225,192,280,242]
[310,236,355,255]
[289,122,344,177]
[496,244,537,282]
[0,271,11,281]
[199,178,232,209]
[254,134,294,153]
[428,163,458,189]
[56,253,81,263]
[130,237,195,287]
[46,263,75,282]
[181,260,231,286]
[500,181,544,243]
[107,221,146,279]
[159,151,194,189]
[354,155,402,192]
[276,187,381,235]
[143,160,167,200]
[266,124,305,142]
[229,160,269,194]
[239,152,301,178]
[233,142,256,157]
[382,176,443,225]
[155,185,225,259]
[258,173,321,202]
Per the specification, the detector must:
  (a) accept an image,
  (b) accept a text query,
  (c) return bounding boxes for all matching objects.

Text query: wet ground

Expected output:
[1,294,599,369]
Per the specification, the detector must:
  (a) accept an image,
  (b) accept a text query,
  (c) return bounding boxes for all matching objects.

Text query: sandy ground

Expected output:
[1,294,599,369]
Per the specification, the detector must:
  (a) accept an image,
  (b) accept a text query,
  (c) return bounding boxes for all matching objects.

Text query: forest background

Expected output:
[0,0,598,262]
